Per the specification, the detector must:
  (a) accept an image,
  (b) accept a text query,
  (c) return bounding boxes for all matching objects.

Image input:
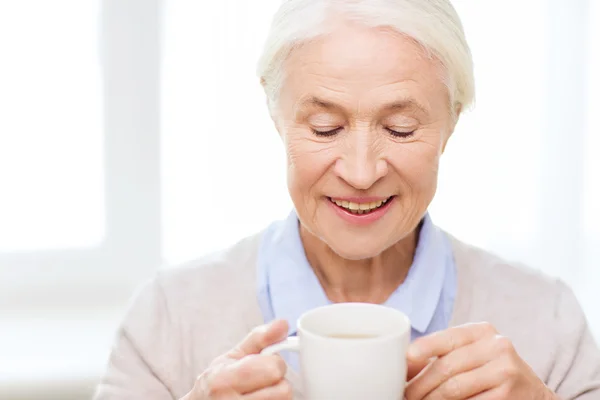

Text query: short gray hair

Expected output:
[257,0,475,113]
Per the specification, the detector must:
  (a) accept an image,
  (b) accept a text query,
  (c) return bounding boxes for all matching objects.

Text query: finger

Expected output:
[194,365,241,400]
[408,323,497,363]
[229,320,289,359]
[205,387,241,400]
[462,385,510,400]
[406,334,500,400]
[211,354,287,394]
[408,354,439,381]
[419,358,506,400]
[243,380,294,400]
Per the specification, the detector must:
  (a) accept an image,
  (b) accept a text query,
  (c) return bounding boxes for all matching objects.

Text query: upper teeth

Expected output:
[332,198,389,211]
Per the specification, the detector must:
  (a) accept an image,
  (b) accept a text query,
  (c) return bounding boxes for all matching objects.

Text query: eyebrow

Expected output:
[384,99,430,116]
[295,97,341,113]
[296,96,430,116]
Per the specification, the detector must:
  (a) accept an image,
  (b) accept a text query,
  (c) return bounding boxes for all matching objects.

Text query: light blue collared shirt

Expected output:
[256,211,456,345]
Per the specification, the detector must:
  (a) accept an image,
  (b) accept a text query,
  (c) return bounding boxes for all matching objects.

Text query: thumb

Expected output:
[228,319,289,359]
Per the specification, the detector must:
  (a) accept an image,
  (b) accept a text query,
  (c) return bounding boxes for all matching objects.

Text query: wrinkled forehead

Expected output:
[279,22,449,116]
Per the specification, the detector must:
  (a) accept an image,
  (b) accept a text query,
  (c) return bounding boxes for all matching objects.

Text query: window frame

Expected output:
[0,0,164,310]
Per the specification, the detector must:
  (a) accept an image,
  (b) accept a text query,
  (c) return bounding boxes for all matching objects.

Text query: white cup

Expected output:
[262,303,411,400]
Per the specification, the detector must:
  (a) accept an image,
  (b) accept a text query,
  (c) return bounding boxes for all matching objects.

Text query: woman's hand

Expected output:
[405,322,558,400]
[182,320,293,400]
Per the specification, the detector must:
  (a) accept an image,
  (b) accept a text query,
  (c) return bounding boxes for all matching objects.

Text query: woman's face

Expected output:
[274,22,457,260]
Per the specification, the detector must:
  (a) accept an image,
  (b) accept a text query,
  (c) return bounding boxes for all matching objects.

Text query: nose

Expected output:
[334,131,388,190]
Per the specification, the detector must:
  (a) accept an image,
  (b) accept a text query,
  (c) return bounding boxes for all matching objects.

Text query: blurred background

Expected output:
[0,0,598,399]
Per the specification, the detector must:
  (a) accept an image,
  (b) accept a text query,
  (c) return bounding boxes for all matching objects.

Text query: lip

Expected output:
[327,196,395,226]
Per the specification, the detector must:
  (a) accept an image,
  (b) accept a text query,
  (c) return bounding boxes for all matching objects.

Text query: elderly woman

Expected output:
[95,0,600,399]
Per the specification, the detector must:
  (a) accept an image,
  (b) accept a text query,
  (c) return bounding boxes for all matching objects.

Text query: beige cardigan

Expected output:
[94,233,600,400]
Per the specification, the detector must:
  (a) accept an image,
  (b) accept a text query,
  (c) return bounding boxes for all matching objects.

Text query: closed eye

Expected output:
[312,127,414,138]
[386,128,415,138]
[312,127,343,137]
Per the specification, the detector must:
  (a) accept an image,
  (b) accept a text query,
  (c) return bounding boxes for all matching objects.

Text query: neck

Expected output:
[300,223,420,304]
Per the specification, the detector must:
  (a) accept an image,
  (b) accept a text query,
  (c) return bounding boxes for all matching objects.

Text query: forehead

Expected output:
[281,21,448,113]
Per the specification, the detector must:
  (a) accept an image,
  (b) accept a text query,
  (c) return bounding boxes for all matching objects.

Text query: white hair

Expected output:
[257,0,475,113]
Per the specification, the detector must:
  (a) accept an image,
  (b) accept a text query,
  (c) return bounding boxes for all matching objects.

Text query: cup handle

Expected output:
[261,336,300,355]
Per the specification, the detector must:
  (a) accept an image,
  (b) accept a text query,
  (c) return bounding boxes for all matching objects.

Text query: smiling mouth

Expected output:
[328,196,394,215]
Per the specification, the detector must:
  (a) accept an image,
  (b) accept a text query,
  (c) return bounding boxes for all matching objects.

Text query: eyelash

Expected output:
[386,128,415,139]
[312,127,343,137]
[312,127,415,138]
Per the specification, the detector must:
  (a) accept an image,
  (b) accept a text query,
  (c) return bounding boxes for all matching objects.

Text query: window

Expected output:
[161,0,290,265]
[430,0,545,264]
[582,0,600,335]
[0,1,104,252]
[1,1,164,394]
[1,0,163,308]
[584,0,600,239]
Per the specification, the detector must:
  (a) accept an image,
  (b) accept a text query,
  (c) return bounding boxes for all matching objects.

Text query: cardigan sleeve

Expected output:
[93,278,183,400]
[548,281,600,399]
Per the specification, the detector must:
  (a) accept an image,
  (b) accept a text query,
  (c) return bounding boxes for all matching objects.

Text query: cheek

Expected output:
[389,138,442,191]
[285,131,336,192]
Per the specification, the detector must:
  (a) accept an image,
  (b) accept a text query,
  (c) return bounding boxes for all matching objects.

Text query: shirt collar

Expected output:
[383,215,448,332]
[262,211,448,335]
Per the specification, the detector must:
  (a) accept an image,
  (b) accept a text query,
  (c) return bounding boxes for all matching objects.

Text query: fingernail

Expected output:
[255,324,270,335]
